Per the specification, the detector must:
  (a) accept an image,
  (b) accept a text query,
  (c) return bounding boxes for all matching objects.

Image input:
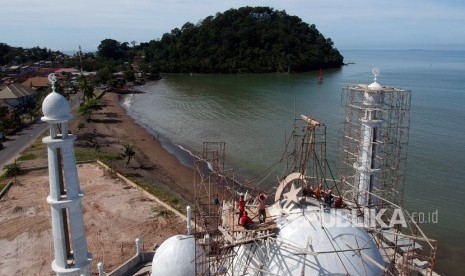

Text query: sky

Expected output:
[1,0,464,52]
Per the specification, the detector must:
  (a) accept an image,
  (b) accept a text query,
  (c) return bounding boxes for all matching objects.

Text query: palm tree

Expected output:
[122,144,135,167]
[78,98,101,122]
[77,75,95,101]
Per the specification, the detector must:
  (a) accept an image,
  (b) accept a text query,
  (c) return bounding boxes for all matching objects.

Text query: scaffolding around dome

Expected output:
[190,74,438,275]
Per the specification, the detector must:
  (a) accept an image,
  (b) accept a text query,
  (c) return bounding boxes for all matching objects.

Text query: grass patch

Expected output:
[152,206,172,217]
[0,182,6,191]
[2,162,22,178]
[74,148,122,163]
[17,153,38,161]
[127,176,186,215]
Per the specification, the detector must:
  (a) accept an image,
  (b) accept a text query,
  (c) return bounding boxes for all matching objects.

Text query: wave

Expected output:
[121,93,134,109]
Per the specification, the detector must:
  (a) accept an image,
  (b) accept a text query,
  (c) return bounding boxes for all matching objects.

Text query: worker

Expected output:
[324,189,333,206]
[240,211,254,230]
[257,193,267,223]
[237,194,245,225]
[314,184,322,200]
[334,196,343,208]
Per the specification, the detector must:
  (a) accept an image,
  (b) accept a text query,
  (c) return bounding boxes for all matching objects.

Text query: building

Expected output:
[0,83,36,112]
[22,76,51,90]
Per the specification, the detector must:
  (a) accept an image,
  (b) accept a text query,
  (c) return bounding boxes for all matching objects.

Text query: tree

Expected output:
[77,75,95,101]
[78,98,101,121]
[124,69,136,83]
[95,66,114,85]
[97,39,126,60]
[121,144,135,167]
[137,6,344,73]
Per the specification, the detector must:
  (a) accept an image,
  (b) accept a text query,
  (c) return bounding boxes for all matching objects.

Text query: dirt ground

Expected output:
[0,163,187,276]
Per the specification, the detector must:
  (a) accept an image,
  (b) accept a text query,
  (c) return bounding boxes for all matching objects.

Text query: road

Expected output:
[0,120,48,171]
[0,93,81,172]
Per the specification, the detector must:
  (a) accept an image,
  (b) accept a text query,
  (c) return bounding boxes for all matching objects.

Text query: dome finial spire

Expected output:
[48,73,57,93]
[371,67,380,83]
[368,67,382,90]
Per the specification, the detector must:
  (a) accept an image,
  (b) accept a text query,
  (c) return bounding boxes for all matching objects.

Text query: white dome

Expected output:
[232,206,384,275]
[151,235,206,276]
[41,92,72,122]
[368,81,383,90]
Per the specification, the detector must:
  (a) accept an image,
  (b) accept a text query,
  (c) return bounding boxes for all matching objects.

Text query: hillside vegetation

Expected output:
[139,6,343,73]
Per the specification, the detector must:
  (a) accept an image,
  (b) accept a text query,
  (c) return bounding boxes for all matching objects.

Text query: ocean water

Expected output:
[123,50,465,275]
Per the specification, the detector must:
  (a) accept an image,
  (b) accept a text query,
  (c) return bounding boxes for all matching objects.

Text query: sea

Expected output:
[122,50,465,275]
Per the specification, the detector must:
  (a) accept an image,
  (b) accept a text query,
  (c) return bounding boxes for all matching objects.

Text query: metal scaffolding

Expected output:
[337,81,438,275]
[190,77,438,275]
[337,84,411,207]
[193,142,236,275]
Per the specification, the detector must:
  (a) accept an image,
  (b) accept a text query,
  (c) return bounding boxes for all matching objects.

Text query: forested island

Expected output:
[1,6,343,75]
[139,6,343,73]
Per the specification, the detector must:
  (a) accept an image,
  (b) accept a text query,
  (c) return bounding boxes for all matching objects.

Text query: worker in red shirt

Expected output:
[334,196,343,208]
[237,194,245,225]
[240,211,254,229]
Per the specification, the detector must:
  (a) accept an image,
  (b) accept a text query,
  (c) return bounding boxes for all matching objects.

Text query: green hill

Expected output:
[139,6,344,73]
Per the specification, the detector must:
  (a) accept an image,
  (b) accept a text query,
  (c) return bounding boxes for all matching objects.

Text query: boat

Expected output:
[150,69,439,276]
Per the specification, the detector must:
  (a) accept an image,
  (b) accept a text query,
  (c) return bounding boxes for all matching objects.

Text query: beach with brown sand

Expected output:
[70,91,196,205]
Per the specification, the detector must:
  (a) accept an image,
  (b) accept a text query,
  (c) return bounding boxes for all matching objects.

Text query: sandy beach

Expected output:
[70,91,196,205]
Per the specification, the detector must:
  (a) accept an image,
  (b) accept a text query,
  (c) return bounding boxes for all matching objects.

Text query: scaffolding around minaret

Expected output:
[337,70,411,208]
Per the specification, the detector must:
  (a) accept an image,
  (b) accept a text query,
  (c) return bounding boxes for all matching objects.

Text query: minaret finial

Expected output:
[48,73,57,92]
[371,67,380,83]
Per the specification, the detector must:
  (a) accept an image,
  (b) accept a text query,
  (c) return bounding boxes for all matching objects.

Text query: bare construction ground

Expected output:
[0,163,186,276]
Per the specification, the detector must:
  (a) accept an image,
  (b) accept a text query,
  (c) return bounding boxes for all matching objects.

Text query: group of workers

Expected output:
[237,193,267,230]
[236,185,344,230]
[302,184,344,208]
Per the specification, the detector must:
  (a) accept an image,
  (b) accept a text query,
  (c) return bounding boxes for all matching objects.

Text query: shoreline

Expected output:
[120,92,196,168]
[70,91,196,205]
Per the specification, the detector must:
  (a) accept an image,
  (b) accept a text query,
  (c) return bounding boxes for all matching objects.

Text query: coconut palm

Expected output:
[122,144,135,167]
[78,98,101,122]
[77,75,95,101]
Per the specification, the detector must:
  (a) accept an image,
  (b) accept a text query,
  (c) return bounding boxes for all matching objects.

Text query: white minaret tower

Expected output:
[355,68,384,206]
[339,68,411,208]
[42,73,92,275]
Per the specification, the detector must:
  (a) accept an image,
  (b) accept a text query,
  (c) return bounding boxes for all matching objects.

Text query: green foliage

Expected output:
[78,98,101,121]
[123,69,136,83]
[77,75,95,101]
[95,66,115,85]
[77,122,85,131]
[0,109,21,133]
[138,6,343,73]
[128,176,186,214]
[0,43,63,65]
[97,39,130,60]
[3,162,22,177]
[121,144,135,167]
[74,148,122,163]
[17,153,37,161]
[152,206,172,217]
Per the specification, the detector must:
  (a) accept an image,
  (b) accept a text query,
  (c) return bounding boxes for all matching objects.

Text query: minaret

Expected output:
[42,73,92,275]
[339,68,411,208]
[355,68,384,206]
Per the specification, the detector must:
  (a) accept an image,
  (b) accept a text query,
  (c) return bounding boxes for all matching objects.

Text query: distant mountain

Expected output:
[139,6,344,73]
